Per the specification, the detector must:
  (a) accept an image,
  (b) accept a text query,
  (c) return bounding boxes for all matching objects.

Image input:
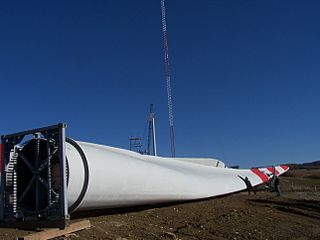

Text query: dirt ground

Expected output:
[1,173,319,240]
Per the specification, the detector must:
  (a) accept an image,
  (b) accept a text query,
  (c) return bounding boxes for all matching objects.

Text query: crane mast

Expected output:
[160,0,176,157]
[147,104,157,156]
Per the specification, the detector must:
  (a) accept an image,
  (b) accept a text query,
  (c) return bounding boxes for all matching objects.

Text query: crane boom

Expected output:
[161,0,176,157]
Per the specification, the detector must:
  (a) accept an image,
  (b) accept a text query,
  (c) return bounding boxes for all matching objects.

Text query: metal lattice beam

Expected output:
[161,0,176,157]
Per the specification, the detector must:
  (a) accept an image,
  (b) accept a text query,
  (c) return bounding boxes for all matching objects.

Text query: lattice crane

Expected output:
[160,0,176,157]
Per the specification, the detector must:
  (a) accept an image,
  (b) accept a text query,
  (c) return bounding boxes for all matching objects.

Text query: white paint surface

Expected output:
[66,141,288,212]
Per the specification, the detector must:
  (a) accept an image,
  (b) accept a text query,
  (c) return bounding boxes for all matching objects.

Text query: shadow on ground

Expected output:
[248,198,320,219]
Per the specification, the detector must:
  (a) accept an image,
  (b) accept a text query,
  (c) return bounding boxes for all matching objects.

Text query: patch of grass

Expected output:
[281,177,320,192]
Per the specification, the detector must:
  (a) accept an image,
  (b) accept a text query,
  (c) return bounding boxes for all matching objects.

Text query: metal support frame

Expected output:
[0,123,69,229]
[129,137,143,153]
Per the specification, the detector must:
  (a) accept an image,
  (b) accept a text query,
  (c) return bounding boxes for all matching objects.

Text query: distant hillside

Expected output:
[287,160,320,170]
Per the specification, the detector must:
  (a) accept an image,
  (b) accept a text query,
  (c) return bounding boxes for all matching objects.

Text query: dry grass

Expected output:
[280,169,320,192]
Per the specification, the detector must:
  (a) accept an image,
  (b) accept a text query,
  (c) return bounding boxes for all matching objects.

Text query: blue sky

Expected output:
[1,0,320,168]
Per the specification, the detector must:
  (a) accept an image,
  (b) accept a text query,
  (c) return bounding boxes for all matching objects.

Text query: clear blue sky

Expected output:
[1,0,320,168]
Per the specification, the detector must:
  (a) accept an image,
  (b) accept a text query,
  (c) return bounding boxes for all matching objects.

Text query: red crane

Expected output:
[160,0,176,157]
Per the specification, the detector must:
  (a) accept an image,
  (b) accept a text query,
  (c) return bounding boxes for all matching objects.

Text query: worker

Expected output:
[274,176,281,197]
[266,175,274,191]
[238,175,256,195]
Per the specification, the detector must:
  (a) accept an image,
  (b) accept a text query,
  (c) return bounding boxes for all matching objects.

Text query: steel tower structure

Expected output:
[160,0,176,157]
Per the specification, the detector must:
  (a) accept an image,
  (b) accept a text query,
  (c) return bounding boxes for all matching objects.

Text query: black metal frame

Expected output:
[0,123,69,229]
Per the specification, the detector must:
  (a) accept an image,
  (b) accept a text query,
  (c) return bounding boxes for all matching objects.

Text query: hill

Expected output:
[286,160,320,170]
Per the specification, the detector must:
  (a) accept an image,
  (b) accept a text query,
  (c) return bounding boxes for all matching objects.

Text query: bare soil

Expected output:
[1,172,319,240]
